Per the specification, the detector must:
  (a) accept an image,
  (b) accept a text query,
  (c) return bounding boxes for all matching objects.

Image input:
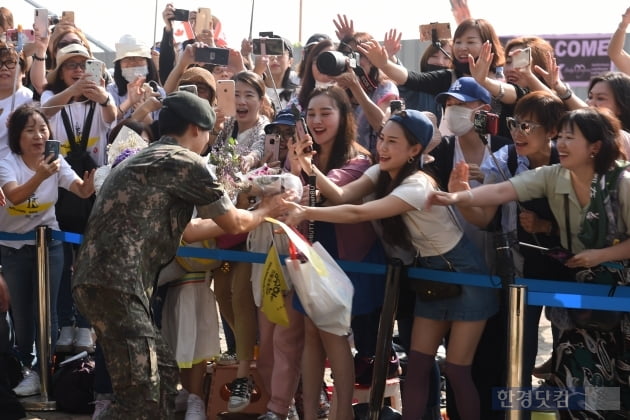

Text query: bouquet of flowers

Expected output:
[207,137,246,203]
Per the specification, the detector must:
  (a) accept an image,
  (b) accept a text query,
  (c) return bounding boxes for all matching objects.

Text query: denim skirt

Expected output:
[413,236,499,321]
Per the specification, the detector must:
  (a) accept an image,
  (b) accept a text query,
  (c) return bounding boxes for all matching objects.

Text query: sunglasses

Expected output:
[506,117,541,135]
[58,39,83,49]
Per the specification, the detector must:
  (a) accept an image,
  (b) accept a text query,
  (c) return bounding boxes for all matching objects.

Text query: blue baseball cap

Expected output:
[389,109,434,149]
[264,109,297,134]
[435,77,491,105]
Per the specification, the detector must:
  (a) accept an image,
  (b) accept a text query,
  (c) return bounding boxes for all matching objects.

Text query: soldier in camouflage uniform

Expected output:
[72,91,287,419]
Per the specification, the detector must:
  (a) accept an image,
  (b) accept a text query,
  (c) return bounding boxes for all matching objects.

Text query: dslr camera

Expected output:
[473,110,499,136]
[316,41,376,95]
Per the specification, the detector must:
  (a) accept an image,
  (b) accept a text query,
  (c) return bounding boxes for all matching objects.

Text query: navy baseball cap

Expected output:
[435,77,491,105]
[264,109,296,134]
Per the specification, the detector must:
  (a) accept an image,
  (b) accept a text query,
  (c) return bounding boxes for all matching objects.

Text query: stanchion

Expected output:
[21,226,56,411]
[506,284,527,420]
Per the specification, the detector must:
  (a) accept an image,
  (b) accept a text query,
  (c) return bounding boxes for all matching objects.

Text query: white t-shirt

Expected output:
[0,153,78,248]
[364,165,462,257]
[40,90,113,166]
[0,86,34,158]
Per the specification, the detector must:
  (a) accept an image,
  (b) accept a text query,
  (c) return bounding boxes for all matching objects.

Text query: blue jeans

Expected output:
[2,241,63,369]
[57,242,90,328]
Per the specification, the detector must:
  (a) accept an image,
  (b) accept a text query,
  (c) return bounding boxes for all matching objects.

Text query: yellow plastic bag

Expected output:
[261,242,289,326]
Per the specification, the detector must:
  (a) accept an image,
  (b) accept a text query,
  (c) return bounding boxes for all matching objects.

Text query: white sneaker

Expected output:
[184,393,206,420]
[74,328,95,353]
[175,388,190,412]
[56,326,75,353]
[13,369,40,397]
[92,399,112,419]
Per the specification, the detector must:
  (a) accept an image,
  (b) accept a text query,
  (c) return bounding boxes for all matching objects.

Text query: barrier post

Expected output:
[21,226,56,410]
[368,259,402,420]
[506,284,527,420]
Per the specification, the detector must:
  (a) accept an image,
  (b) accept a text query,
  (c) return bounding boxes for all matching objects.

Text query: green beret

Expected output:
[160,91,216,130]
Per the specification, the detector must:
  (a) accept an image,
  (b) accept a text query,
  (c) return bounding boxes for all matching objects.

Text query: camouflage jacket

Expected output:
[73,136,232,300]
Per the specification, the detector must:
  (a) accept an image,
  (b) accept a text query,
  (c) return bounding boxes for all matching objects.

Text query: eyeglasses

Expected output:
[63,61,86,70]
[506,117,541,135]
[0,60,17,70]
[58,39,83,49]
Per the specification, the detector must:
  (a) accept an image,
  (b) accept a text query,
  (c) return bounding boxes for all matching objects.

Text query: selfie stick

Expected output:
[431,28,453,61]
[248,0,255,41]
[152,0,158,49]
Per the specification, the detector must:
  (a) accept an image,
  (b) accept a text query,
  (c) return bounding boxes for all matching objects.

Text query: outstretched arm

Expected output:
[609,7,630,75]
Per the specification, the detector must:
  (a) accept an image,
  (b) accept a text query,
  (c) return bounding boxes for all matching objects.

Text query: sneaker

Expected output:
[92,399,112,419]
[74,328,95,353]
[56,326,75,353]
[258,411,284,420]
[216,352,238,366]
[184,393,206,420]
[13,369,40,397]
[175,388,190,412]
[227,377,252,412]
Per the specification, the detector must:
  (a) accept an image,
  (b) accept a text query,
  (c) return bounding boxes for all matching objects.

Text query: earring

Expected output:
[407,156,415,164]
[590,153,596,158]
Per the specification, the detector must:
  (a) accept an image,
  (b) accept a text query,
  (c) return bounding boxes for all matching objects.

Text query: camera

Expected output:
[473,110,499,136]
[316,50,359,77]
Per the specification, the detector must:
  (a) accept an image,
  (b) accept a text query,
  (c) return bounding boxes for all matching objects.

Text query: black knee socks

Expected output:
[443,361,479,420]
[402,350,435,420]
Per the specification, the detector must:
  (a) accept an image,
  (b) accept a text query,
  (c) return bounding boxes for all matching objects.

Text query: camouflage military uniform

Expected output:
[73,136,231,419]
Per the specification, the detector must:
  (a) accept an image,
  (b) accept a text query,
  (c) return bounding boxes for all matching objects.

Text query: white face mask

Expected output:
[121,65,148,83]
[445,105,474,136]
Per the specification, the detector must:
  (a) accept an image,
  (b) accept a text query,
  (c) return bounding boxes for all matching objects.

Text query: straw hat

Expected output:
[46,43,91,84]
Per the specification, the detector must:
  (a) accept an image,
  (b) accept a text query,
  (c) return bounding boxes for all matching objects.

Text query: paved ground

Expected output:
[23,315,554,420]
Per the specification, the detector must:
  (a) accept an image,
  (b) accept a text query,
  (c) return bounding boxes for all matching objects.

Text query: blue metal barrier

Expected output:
[2,229,627,312]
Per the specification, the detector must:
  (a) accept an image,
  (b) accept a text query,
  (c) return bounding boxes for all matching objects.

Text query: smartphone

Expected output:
[390,99,405,114]
[6,29,36,44]
[194,7,212,35]
[252,38,285,56]
[172,8,190,22]
[61,11,75,25]
[178,84,198,95]
[84,59,103,83]
[44,140,60,160]
[545,247,574,264]
[419,22,452,42]
[264,133,280,162]
[194,47,229,65]
[511,47,531,68]
[290,104,313,153]
[216,79,236,117]
[34,8,49,38]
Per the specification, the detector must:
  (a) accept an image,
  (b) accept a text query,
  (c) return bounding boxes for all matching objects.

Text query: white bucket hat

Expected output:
[114,34,151,62]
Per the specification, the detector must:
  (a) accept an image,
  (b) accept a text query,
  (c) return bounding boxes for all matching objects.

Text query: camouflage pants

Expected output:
[73,286,179,420]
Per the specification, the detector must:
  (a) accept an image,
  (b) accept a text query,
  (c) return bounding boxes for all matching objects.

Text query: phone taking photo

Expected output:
[34,8,49,38]
[194,47,229,65]
[511,47,531,69]
[264,133,280,163]
[194,7,212,35]
[419,22,452,43]
[85,59,104,83]
[252,38,285,56]
[44,140,60,160]
[216,79,236,117]
[172,9,189,21]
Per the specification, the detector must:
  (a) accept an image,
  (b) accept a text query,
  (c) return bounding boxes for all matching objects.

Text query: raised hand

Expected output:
[356,40,389,69]
[469,41,493,84]
[333,14,355,41]
[383,29,402,59]
[447,161,472,192]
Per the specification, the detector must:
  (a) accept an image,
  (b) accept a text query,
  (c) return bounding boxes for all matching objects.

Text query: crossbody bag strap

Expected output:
[563,194,572,253]
[60,102,96,154]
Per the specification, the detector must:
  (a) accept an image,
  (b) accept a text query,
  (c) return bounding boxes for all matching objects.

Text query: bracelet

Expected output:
[99,96,111,107]
[493,82,505,101]
[558,83,573,100]
[32,53,46,61]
